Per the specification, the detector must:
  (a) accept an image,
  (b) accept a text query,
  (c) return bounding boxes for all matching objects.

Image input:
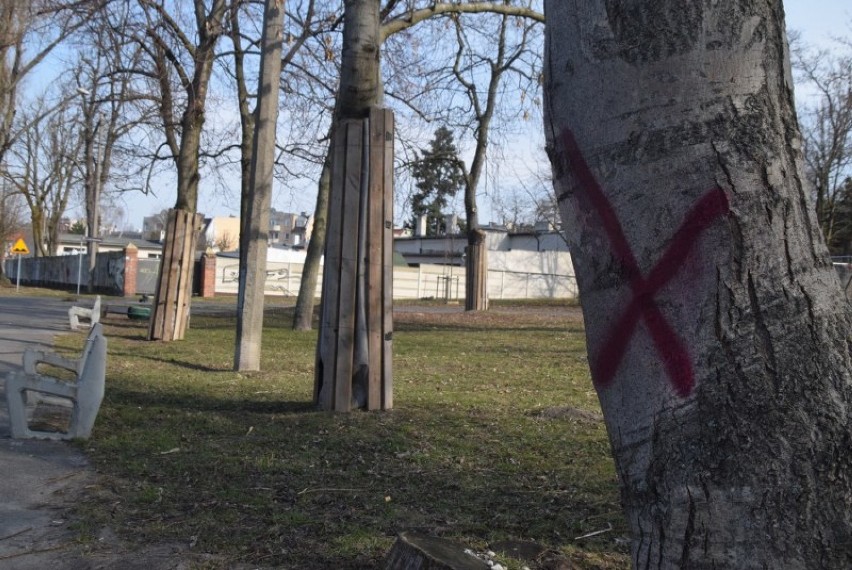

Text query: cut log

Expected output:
[384,532,489,570]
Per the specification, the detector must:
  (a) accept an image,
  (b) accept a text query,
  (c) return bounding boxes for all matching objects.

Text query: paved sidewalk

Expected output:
[0,296,95,568]
[0,296,229,569]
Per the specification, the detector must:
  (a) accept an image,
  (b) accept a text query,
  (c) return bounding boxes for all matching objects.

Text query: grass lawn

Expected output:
[67,300,629,569]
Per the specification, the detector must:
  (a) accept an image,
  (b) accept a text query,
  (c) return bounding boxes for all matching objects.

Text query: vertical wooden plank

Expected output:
[366,109,385,410]
[315,122,348,410]
[381,109,394,410]
[334,121,363,412]
[167,210,183,339]
[147,213,167,339]
[149,209,179,340]
[174,212,196,339]
[162,211,185,339]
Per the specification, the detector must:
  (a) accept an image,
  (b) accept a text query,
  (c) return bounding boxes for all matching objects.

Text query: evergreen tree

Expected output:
[410,126,466,235]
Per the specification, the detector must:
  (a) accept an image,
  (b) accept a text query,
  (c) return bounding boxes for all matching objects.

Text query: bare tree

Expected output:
[230,0,329,356]
[445,8,542,310]
[72,12,147,290]
[0,0,99,168]
[0,173,25,281]
[7,100,80,256]
[793,36,852,254]
[108,0,228,340]
[233,0,286,371]
[293,0,544,329]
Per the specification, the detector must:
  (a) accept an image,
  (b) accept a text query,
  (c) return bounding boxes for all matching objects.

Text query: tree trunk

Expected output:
[293,150,331,331]
[231,0,256,286]
[234,0,285,371]
[463,131,487,311]
[337,0,382,120]
[147,0,226,342]
[543,1,852,568]
[30,208,46,257]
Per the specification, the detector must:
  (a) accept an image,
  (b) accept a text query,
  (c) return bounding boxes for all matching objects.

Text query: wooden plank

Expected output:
[148,210,170,339]
[149,209,178,340]
[174,211,196,340]
[366,109,385,410]
[315,122,349,410]
[381,109,394,410]
[147,215,167,339]
[162,210,186,340]
[333,120,364,412]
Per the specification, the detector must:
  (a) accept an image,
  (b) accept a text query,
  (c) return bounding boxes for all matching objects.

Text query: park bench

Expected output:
[4,323,107,440]
[69,295,101,331]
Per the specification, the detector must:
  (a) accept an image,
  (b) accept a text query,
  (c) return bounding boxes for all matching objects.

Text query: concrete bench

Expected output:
[4,323,107,440]
[69,295,101,331]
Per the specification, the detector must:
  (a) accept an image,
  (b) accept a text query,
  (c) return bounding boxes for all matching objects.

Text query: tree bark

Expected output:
[544,1,852,568]
[293,150,331,331]
[234,0,285,371]
[338,0,381,119]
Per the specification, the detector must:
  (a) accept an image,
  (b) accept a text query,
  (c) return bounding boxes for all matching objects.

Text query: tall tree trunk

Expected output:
[464,119,488,312]
[234,0,285,371]
[293,150,331,331]
[85,124,101,294]
[544,1,852,568]
[337,0,381,119]
[231,0,256,281]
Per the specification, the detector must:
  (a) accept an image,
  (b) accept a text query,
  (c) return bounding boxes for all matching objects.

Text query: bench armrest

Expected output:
[23,348,81,376]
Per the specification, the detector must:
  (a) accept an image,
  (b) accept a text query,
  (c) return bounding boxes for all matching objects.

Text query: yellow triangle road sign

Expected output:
[11,238,29,255]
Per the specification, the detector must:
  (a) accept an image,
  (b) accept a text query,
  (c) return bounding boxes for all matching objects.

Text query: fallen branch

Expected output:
[297,487,361,495]
[573,522,613,541]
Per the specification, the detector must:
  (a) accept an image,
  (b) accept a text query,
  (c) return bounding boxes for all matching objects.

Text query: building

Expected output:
[55,233,164,259]
[142,211,169,242]
[202,216,241,252]
[269,210,312,249]
[394,221,570,266]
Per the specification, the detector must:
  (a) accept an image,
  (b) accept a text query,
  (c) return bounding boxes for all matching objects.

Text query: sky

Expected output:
[73,0,852,232]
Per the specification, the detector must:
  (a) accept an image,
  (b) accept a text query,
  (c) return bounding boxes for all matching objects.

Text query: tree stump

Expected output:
[384,532,489,570]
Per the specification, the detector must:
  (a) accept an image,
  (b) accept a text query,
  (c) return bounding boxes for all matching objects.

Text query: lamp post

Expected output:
[89,112,106,291]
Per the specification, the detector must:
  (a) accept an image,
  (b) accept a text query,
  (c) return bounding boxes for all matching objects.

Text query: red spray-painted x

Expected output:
[559,129,729,398]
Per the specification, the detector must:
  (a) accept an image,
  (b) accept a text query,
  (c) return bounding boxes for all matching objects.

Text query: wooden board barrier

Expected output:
[315,108,394,411]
